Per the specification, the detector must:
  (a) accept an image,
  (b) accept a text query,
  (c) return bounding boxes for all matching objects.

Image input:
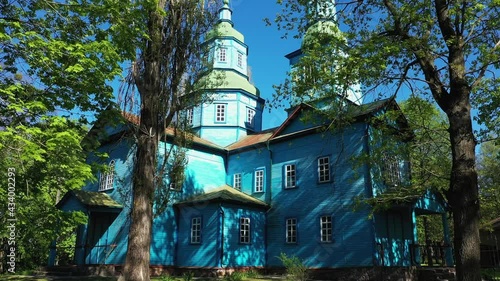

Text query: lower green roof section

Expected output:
[56,190,123,210]
[175,185,268,209]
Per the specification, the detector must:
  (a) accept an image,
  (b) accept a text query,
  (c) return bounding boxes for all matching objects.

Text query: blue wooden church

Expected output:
[53,0,453,277]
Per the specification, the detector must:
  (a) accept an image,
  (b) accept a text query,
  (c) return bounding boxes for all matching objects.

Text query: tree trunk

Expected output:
[445,96,480,281]
[119,112,158,281]
[119,1,165,279]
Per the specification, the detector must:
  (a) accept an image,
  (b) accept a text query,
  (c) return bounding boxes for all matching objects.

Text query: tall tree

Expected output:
[477,140,500,226]
[0,117,90,270]
[364,96,451,208]
[111,1,220,280]
[1,0,123,271]
[401,96,453,247]
[271,1,500,280]
[400,96,451,195]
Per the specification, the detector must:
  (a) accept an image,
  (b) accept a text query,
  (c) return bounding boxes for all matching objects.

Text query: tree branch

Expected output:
[435,0,458,50]
[471,41,500,89]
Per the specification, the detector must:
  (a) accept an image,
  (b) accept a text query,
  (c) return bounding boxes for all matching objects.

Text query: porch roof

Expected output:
[175,185,269,209]
[56,190,123,212]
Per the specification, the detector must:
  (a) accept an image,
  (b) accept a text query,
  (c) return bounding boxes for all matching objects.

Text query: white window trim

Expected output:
[284,164,297,189]
[215,103,226,123]
[254,169,264,192]
[246,108,255,127]
[191,217,202,244]
[239,217,251,244]
[237,52,243,68]
[382,153,403,187]
[99,160,115,191]
[286,218,297,244]
[218,47,227,62]
[318,156,331,183]
[186,108,194,125]
[320,216,333,243]
[233,173,242,190]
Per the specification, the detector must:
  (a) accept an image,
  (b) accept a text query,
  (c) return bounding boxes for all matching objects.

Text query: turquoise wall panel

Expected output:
[220,203,266,267]
[414,191,446,214]
[278,110,326,137]
[373,209,414,267]
[74,139,135,265]
[75,137,228,266]
[228,148,271,203]
[181,147,227,194]
[176,204,219,267]
[150,208,177,265]
[266,124,375,268]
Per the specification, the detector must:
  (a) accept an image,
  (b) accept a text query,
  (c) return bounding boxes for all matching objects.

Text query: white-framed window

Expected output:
[320,215,333,243]
[191,217,202,244]
[218,47,227,62]
[254,169,264,192]
[237,52,243,68]
[239,217,251,244]
[318,156,330,183]
[99,160,115,191]
[382,153,402,187]
[186,108,193,125]
[284,164,296,189]
[215,103,226,122]
[233,173,242,190]
[286,218,297,244]
[246,108,255,127]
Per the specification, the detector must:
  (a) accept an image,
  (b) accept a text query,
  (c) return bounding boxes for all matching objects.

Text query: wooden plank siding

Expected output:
[55,107,450,270]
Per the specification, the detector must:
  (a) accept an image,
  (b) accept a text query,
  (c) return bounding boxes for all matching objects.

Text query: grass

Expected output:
[0,275,278,281]
[482,268,500,281]
[0,276,117,281]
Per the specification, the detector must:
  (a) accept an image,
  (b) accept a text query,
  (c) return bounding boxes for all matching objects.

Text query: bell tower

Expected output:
[188,0,265,147]
[285,0,362,107]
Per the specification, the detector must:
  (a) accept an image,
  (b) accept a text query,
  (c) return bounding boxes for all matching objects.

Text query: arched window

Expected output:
[99,160,115,191]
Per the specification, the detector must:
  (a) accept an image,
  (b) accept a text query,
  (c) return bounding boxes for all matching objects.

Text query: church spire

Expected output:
[285,0,362,106]
[192,0,264,147]
[219,0,232,24]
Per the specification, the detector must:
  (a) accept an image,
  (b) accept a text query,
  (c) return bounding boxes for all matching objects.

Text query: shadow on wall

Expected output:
[221,206,266,267]
[151,172,208,266]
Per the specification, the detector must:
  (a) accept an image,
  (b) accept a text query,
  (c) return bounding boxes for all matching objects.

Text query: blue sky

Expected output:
[228,1,300,129]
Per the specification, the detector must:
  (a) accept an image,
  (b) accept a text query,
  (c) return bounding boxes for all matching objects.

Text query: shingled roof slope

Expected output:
[175,185,269,208]
[122,112,224,151]
[56,190,122,209]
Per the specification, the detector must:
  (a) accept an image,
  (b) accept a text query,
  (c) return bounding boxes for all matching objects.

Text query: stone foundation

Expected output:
[265,266,417,281]
[43,265,456,281]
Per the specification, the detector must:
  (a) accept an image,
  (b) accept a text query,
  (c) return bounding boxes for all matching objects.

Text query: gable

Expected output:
[414,190,447,214]
[272,104,327,138]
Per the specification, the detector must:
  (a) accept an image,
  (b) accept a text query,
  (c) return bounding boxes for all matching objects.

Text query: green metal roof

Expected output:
[57,190,123,209]
[203,70,259,96]
[206,21,244,42]
[175,185,268,208]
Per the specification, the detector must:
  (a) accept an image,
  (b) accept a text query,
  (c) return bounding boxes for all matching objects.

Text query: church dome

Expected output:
[205,0,244,43]
[206,21,244,42]
[301,20,344,50]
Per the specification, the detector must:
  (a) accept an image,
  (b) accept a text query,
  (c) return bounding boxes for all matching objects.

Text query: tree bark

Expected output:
[119,2,164,280]
[120,126,157,281]
[444,94,481,281]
